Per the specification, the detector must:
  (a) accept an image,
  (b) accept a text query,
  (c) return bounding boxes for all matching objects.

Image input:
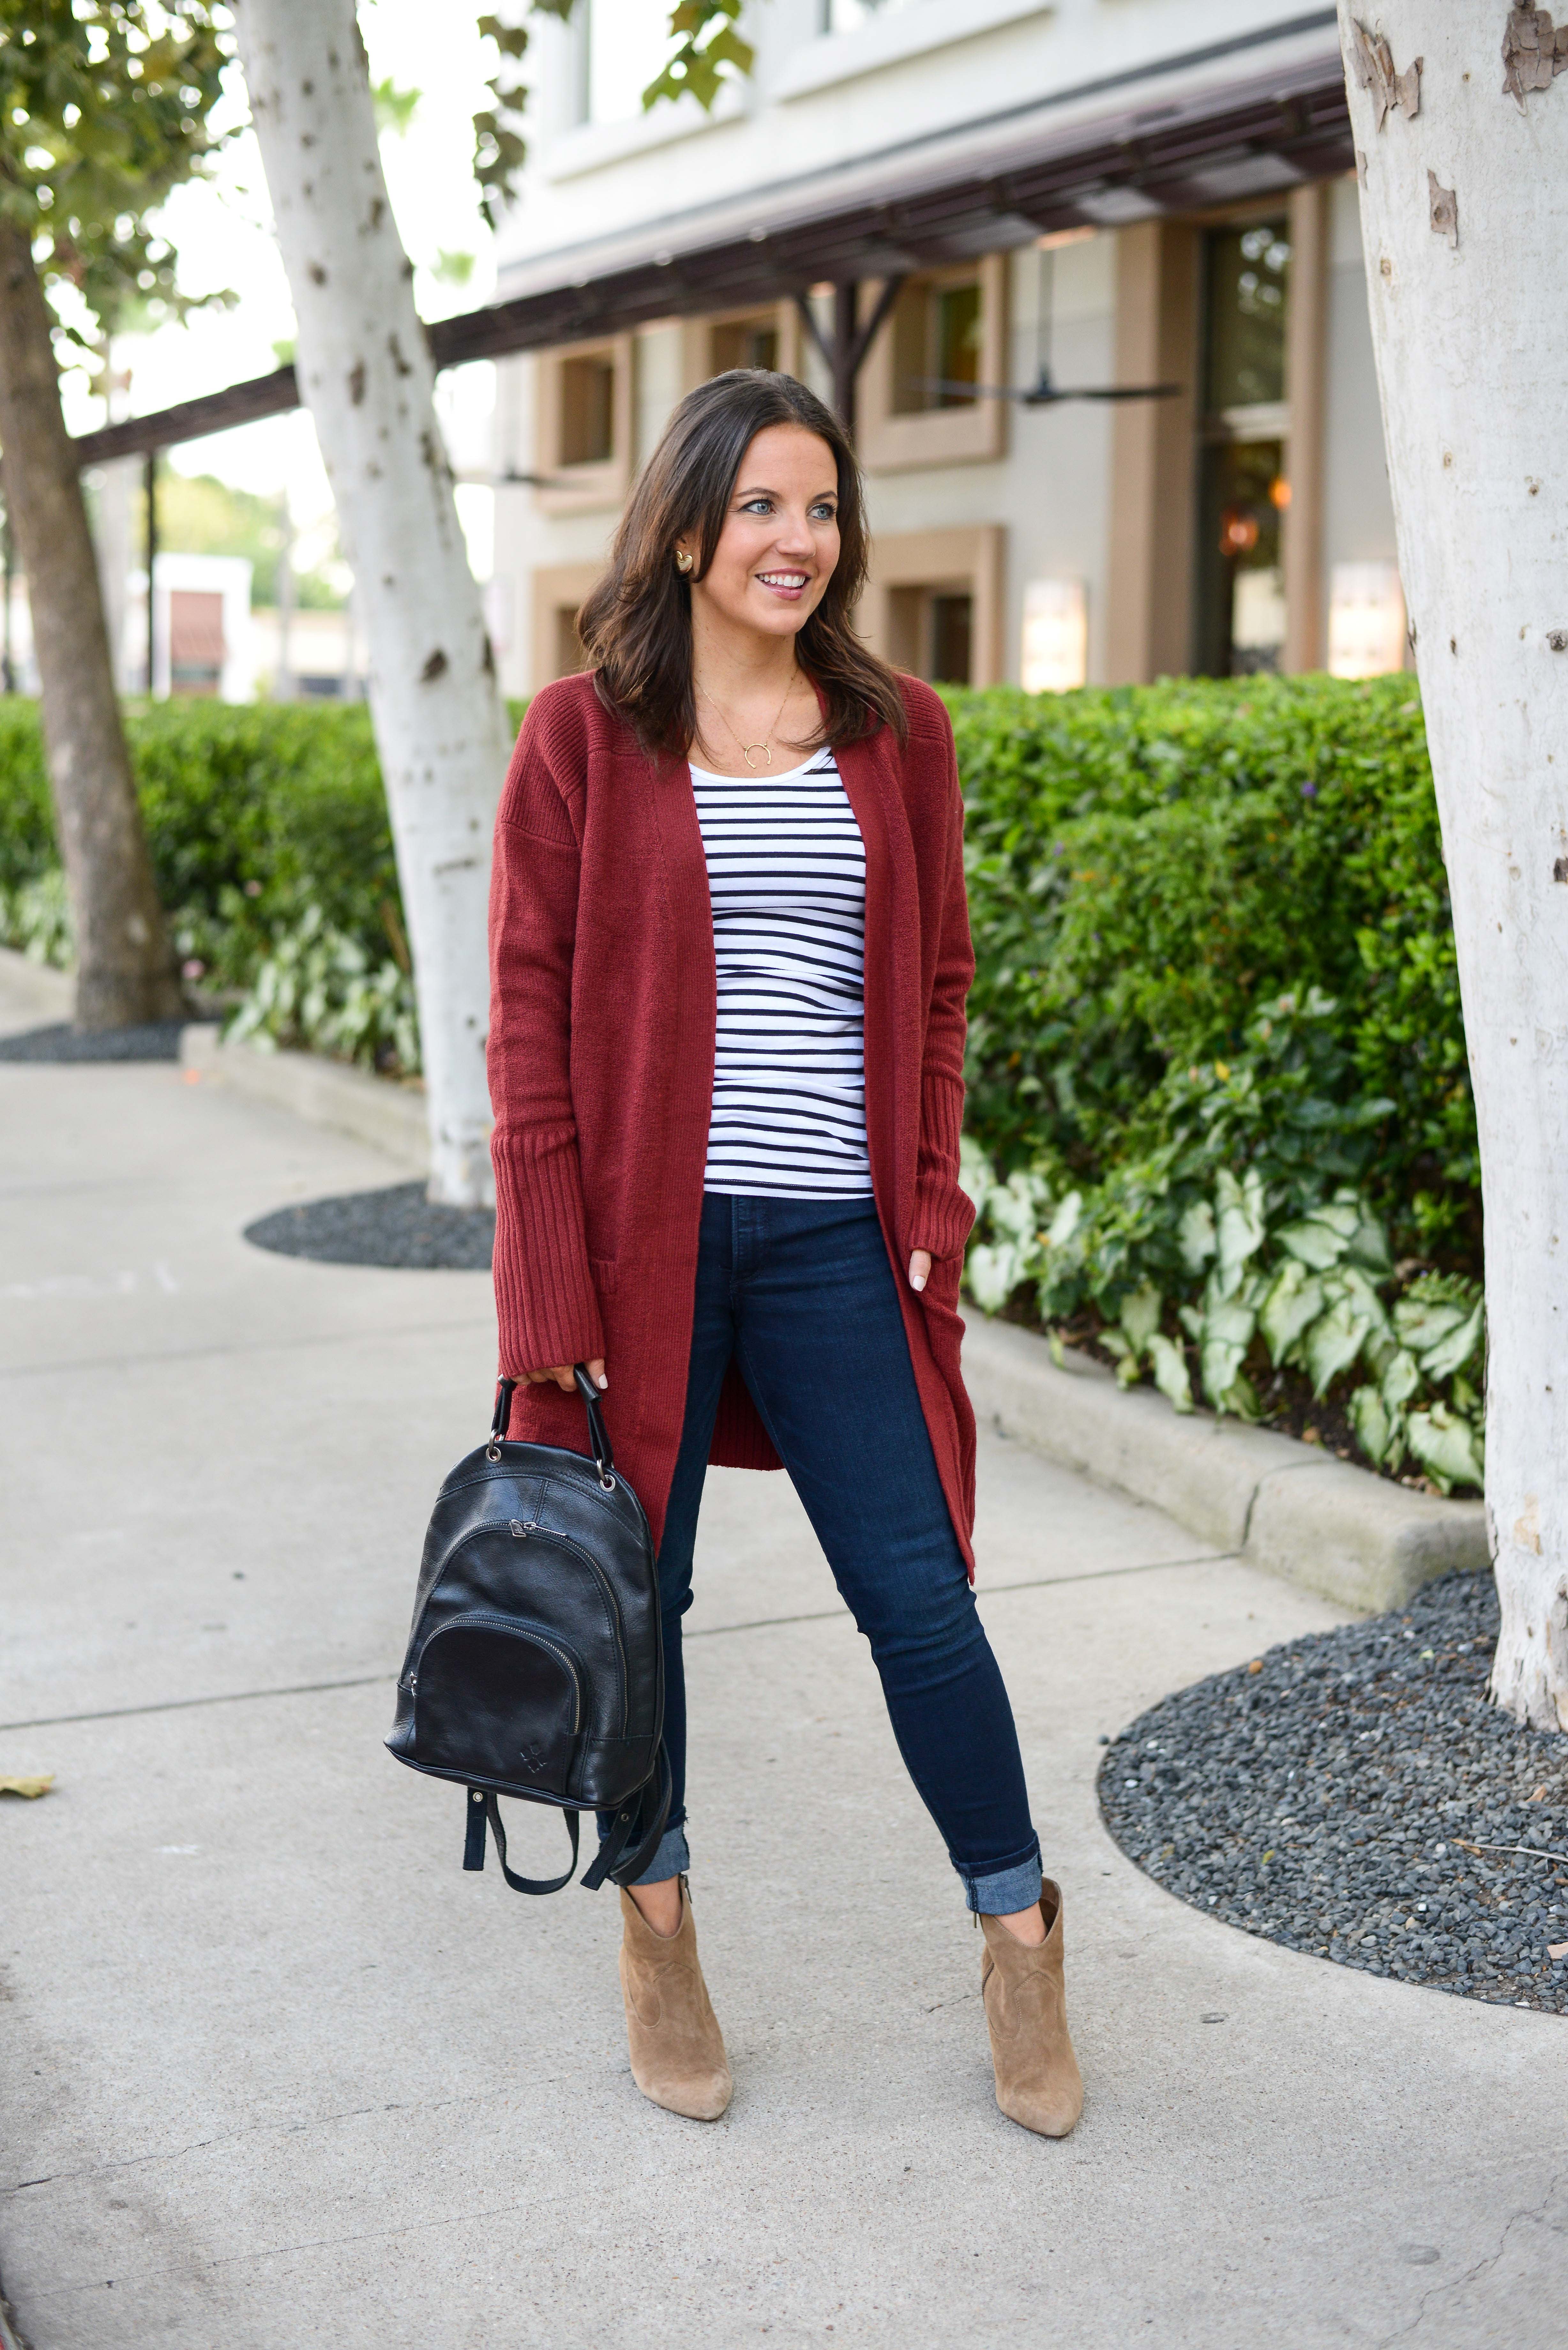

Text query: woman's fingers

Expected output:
[585,1358,608,1391]
[908,1249,931,1293]
[522,1361,609,1391]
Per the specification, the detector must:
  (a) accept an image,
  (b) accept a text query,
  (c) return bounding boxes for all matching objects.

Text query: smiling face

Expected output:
[679,423,841,647]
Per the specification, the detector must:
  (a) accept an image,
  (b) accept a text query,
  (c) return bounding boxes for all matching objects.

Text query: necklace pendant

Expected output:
[743,742,771,770]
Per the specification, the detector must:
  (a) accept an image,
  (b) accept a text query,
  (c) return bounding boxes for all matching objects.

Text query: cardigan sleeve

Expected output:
[486,722,605,1375]
[908,714,978,1264]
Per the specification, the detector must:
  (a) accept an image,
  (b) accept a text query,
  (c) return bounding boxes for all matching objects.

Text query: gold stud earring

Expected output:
[675,548,694,574]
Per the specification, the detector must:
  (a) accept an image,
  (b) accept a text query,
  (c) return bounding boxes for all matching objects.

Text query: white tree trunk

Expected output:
[234,0,509,1205]
[1338,3,1568,1726]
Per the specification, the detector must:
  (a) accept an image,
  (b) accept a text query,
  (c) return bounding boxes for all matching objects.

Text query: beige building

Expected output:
[486,1,1406,703]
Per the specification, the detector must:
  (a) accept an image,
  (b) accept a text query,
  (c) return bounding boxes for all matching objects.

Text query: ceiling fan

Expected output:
[920,368,1183,405]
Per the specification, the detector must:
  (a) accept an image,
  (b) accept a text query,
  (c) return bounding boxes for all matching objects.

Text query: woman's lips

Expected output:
[756,570,810,601]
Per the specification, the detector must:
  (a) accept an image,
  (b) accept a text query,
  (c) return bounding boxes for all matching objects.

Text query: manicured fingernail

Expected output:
[597,1375,608,1389]
[911,1274,926,1291]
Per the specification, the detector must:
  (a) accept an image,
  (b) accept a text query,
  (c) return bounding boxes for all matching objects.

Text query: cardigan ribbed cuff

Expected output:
[491,1125,606,1373]
[909,1065,975,1260]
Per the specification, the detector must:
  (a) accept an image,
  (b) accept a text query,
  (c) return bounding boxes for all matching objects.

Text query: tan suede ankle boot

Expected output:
[618,1879,733,2121]
[979,1879,1083,2138]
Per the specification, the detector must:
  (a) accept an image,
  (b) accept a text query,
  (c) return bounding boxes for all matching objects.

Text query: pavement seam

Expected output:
[0,1672,392,1735]
[0,1314,493,1385]
[1,1557,1243,1732]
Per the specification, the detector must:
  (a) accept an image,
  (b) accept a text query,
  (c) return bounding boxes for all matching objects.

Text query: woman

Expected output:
[486,369,1081,2137]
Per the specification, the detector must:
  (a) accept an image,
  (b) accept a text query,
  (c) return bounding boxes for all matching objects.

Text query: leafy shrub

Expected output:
[960,986,1483,1492]
[0,698,522,1060]
[226,898,420,1075]
[949,672,1474,1265]
[0,868,72,967]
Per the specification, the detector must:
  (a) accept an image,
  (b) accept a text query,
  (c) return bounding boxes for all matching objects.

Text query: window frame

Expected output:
[680,302,803,395]
[531,561,604,689]
[858,524,1006,686]
[856,255,1010,472]
[535,335,635,515]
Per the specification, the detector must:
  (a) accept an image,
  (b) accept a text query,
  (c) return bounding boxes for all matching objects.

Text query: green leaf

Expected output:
[1418,1296,1484,1381]
[1275,1198,1360,1270]
[1217,1369,1263,1422]
[963,1243,1024,1314]
[1303,1296,1372,1397]
[1214,1167,1266,1291]
[1177,1198,1216,1274]
[1379,1347,1421,1411]
[1119,1279,1161,1356]
[1345,1204,1393,1275]
[1200,1295,1256,1409]
[1348,1383,1394,1467]
[1406,1404,1484,1494]
[1258,1259,1324,1365]
[1048,1190,1083,1247]
[1148,1332,1194,1414]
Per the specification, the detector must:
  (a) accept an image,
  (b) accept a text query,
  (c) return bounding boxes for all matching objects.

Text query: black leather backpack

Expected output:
[387,1368,669,1895]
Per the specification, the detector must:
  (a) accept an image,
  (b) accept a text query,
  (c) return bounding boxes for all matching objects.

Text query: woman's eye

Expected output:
[742,498,773,514]
[810,504,837,521]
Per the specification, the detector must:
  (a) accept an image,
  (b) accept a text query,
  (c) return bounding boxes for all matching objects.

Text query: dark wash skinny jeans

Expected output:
[602,1191,1043,1915]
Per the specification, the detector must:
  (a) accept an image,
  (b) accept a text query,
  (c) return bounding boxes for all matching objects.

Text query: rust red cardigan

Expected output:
[486,669,979,1572]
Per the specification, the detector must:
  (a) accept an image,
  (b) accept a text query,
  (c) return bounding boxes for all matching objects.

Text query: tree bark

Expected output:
[0,220,180,1028]
[233,0,511,1206]
[1338,3,1568,1727]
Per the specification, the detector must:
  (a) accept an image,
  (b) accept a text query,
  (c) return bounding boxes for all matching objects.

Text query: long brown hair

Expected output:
[577,369,907,759]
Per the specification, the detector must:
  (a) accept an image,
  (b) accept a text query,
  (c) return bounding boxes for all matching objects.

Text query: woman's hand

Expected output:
[524,1359,608,1393]
[908,1250,931,1293]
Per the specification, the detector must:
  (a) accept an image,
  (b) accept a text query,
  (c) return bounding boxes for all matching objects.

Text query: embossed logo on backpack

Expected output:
[519,1742,547,1773]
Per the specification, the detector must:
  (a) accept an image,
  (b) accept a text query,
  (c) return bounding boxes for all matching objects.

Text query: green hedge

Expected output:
[0,679,1475,1271]
[947,673,1474,1266]
[0,698,396,965]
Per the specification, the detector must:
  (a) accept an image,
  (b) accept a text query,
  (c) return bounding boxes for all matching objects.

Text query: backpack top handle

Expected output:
[487,1366,616,1490]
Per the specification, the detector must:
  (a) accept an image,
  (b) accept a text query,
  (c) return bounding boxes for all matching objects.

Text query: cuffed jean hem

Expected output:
[624,1821,690,1887]
[957,1838,1044,1917]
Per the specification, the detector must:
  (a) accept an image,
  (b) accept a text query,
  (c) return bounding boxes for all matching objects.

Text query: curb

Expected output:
[179,1024,430,1172]
[0,943,74,1023]
[961,1311,1488,1614]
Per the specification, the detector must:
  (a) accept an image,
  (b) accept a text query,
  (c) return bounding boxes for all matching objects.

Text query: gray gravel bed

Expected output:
[245,1180,494,1270]
[1097,1572,1568,2012]
[0,1019,185,1062]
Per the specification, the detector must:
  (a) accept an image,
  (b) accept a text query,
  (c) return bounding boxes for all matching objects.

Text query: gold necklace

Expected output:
[696,671,801,771]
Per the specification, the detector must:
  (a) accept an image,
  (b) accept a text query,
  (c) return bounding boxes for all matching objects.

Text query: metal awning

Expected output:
[71,16,1351,468]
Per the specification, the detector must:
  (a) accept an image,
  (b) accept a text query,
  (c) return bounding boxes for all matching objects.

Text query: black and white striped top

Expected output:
[691,747,874,1199]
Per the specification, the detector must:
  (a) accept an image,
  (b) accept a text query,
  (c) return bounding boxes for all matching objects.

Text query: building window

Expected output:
[887,587,972,684]
[860,526,1004,687]
[890,274,983,414]
[712,315,779,374]
[536,336,634,513]
[580,0,671,125]
[822,0,912,29]
[1205,220,1291,410]
[559,353,616,465]
[680,305,800,403]
[857,254,1008,471]
[168,589,225,696]
[531,563,604,689]
[1195,216,1291,676]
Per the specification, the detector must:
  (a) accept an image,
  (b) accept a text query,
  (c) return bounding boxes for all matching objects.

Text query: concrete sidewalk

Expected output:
[1,996,1564,2348]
